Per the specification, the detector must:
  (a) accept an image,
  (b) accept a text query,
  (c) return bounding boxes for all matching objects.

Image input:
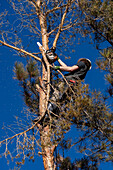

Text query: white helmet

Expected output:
[78,58,92,70]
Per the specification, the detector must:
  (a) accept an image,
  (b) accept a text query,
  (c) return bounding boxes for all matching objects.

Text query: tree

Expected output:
[76,0,113,98]
[0,0,113,169]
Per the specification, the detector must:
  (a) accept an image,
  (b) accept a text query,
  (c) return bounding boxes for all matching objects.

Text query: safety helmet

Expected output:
[77,58,92,70]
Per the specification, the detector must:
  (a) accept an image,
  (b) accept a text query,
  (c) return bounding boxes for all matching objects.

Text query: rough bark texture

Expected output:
[38,5,56,169]
[40,126,56,170]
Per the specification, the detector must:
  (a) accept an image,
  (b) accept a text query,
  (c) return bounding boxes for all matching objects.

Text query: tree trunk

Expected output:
[38,8,56,169]
[40,126,56,170]
[39,55,56,169]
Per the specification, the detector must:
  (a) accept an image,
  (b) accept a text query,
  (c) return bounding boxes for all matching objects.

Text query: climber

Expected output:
[53,57,91,80]
[48,57,92,114]
[35,42,91,121]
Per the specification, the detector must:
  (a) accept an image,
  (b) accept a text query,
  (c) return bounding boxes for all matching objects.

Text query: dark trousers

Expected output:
[48,80,77,115]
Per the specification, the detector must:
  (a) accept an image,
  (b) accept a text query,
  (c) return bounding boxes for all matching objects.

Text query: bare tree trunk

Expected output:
[37,4,56,169]
[40,126,56,170]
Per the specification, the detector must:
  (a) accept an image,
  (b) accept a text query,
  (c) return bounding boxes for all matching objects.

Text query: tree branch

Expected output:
[61,19,78,31]
[0,121,40,145]
[48,18,78,36]
[71,130,97,147]
[50,65,76,96]
[0,40,41,62]
[48,26,59,36]
[90,21,113,46]
[27,0,37,8]
[52,0,70,49]
[46,4,67,15]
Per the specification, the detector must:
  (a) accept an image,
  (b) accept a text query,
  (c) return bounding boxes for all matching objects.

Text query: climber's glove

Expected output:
[52,66,60,70]
[57,57,60,60]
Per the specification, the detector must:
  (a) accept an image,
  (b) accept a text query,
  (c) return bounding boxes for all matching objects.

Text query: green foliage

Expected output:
[59,157,76,170]
[53,82,113,162]
[0,0,113,169]
[75,156,98,170]
[14,62,28,81]
[14,59,40,114]
[27,59,39,78]
[59,156,98,170]
[97,48,113,72]
[76,0,113,98]
[77,0,113,46]
[45,76,113,163]
[96,47,113,96]
[60,139,71,150]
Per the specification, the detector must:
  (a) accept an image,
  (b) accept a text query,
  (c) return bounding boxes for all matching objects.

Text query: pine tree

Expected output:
[0,0,113,169]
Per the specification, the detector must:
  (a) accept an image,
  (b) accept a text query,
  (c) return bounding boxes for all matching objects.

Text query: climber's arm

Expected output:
[57,58,67,67]
[53,65,79,72]
[59,65,79,72]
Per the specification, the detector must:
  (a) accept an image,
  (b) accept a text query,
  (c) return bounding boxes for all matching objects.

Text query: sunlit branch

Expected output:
[0,121,40,145]
[48,26,59,36]
[0,40,41,62]
[27,0,37,8]
[46,4,67,15]
[61,19,78,31]
[27,0,40,11]
[53,0,70,49]
[48,19,78,36]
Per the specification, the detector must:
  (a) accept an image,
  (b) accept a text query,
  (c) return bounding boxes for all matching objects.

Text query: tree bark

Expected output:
[37,3,56,169]
[40,126,56,170]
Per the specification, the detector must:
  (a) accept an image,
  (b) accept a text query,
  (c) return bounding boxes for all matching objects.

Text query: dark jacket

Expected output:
[64,61,89,81]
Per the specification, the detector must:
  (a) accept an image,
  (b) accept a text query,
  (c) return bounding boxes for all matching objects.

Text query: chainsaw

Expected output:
[37,42,57,63]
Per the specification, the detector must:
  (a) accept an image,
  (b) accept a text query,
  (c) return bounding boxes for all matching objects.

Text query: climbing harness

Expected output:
[69,80,76,84]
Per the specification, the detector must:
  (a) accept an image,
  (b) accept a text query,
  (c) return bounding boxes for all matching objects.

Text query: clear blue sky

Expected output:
[0,1,113,169]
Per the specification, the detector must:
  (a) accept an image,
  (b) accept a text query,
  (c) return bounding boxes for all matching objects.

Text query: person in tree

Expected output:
[53,57,91,81]
[34,46,91,122]
[48,57,92,114]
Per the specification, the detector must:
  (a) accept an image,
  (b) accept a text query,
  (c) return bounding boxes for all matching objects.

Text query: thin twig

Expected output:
[46,4,67,15]
[0,120,41,145]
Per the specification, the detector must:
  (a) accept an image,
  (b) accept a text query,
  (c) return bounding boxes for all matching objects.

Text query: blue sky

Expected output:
[1,40,113,170]
[0,0,113,170]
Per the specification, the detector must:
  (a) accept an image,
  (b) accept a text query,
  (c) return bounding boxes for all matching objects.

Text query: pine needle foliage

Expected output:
[0,0,113,169]
[14,59,40,114]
